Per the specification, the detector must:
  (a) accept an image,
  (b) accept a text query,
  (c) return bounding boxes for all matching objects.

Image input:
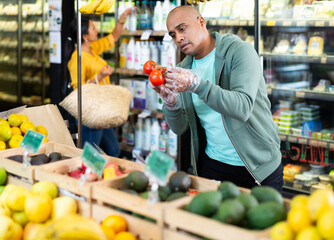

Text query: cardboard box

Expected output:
[0,104,75,147]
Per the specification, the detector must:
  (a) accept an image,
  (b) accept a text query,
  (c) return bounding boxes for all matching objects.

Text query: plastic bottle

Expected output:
[142,118,151,151]
[153,1,163,31]
[161,0,170,31]
[139,0,152,30]
[128,6,137,32]
[126,37,135,69]
[135,0,141,30]
[124,0,133,30]
[150,41,159,64]
[168,128,178,157]
[135,117,143,149]
[146,79,158,110]
[127,115,135,145]
[122,119,129,143]
[119,38,127,68]
[134,41,141,70]
[167,42,176,67]
[150,118,161,151]
[160,41,169,67]
[159,120,168,152]
[140,41,151,69]
[118,0,127,28]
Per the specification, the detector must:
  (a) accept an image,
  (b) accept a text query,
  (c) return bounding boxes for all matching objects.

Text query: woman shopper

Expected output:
[65,9,132,157]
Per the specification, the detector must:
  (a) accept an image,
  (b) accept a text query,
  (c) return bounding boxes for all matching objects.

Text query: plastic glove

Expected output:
[164,67,201,93]
[152,84,181,111]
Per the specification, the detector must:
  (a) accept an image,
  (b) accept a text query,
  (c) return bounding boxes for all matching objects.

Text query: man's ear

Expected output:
[198,16,206,28]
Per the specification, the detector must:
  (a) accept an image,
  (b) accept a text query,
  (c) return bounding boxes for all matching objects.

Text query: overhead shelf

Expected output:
[267,86,334,101]
[115,68,146,77]
[121,30,167,37]
[261,53,334,64]
[279,133,334,149]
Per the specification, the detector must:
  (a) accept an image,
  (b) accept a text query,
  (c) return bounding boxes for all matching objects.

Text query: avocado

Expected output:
[30,154,50,165]
[246,201,286,229]
[125,171,149,192]
[48,152,62,161]
[169,171,192,193]
[158,185,171,201]
[7,155,23,163]
[213,199,246,225]
[166,192,187,202]
[188,191,222,217]
[250,186,283,205]
[121,188,139,196]
[236,193,259,211]
[217,181,240,200]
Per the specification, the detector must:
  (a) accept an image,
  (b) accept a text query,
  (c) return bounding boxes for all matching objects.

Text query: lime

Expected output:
[0,168,7,185]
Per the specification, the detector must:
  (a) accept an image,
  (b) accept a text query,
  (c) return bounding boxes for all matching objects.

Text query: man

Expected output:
[153,5,283,191]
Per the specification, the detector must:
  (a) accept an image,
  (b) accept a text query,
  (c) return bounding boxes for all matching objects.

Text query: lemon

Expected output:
[20,121,36,135]
[36,126,48,137]
[10,127,21,136]
[0,125,12,142]
[307,189,334,221]
[8,114,23,127]
[317,208,334,239]
[287,206,312,233]
[11,222,23,240]
[271,221,294,240]
[12,211,29,227]
[31,181,58,199]
[0,141,6,151]
[296,226,322,240]
[0,168,7,185]
[0,202,11,217]
[101,215,127,234]
[42,137,48,143]
[8,135,24,149]
[5,186,29,211]
[17,114,28,122]
[291,195,309,209]
[0,184,16,204]
[0,120,9,127]
[24,192,52,223]
[101,224,116,240]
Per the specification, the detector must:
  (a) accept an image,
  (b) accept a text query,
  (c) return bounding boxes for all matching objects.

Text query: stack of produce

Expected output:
[185,181,287,230]
[0,114,48,151]
[271,189,334,240]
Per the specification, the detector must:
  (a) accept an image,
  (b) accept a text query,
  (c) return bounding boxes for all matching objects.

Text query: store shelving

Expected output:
[279,133,334,150]
[267,87,334,101]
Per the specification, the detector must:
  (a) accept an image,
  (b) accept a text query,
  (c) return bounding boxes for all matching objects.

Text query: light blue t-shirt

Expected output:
[191,48,244,166]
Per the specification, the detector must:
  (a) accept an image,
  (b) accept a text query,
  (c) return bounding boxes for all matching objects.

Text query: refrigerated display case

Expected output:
[0,0,50,110]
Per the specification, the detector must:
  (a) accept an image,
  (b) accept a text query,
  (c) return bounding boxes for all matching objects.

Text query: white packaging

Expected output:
[146,80,158,110]
[119,79,134,108]
[118,0,126,29]
[133,80,147,109]
[153,1,163,31]
[167,42,176,67]
[150,41,160,64]
[135,117,143,149]
[168,128,178,157]
[142,117,151,151]
[124,0,133,30]
[134,41,141,70]
[126,37,135,69]
[158,120,168,152]
[161,41,169,67]
[150,118,160,151]
[161,0,170,31]
[119,39,127,68]
[140,41,151,69]
[157,96,163,111]
[128,7,137,32]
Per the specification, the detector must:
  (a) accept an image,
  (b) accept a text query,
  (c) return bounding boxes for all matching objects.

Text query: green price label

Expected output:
[145,150,173,185]
[20,130,45,153]
[81,143,106,177]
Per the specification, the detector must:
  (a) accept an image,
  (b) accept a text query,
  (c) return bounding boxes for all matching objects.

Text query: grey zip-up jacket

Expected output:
[163,32,281,183]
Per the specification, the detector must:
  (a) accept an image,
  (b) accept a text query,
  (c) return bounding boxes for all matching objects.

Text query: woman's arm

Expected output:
[112,8,133,42]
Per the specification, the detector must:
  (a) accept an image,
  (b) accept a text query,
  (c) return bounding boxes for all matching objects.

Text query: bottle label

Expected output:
[127,133,135,145]
[159,139,167,152]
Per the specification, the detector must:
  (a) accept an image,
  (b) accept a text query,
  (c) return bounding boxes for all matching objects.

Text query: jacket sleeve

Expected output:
[195,42,262,122]
[163,101,189,135]
[90,33,115,56]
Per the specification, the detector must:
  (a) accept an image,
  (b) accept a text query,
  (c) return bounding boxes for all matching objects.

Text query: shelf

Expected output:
[283,184,311,195]
[0,60,17,65]
[115,68,146,77]
[121,30,167,37]
[0,76,17,82]
[267,86,334,101]
[130,108,165,119]
[278,134,334,149]
[206,18,334,28]
[261,53,334,64]
[0,43,48,50]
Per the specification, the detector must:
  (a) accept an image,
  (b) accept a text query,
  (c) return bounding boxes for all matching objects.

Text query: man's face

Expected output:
[167,11,206,57]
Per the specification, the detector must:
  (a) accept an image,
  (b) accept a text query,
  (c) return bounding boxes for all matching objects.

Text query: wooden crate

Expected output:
[34,156,145,200]
[92,203,163,240]
[92,174,221,226]
[0,141,83,184]
[164,190,290,240]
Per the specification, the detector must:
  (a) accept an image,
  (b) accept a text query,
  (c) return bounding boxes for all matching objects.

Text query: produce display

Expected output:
[0,114,48,151]
[6,152,70,166]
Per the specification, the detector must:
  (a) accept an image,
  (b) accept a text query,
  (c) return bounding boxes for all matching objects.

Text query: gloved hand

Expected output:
[152,84,181,111]
[164,67,201,93]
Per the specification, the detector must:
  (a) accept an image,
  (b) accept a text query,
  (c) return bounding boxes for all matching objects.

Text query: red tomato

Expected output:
[149,69,165,86]
[143,60,157,75]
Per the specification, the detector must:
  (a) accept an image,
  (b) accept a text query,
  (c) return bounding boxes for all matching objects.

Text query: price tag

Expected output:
[145,150,173,186]
[315,21,325,27]
[296,91,305,98]
[296,21,306,27]
[81,142,106,177]
[266,20,276,26]
[282,21,292,26]
[239,20,247,26]
[140,30,152,40]
[20,129,44,153]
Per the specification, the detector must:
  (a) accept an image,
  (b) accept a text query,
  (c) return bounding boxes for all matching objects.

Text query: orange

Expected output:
[114,231,136,240]
[20,121,36,135]
[8,114,23,127]
[17,114,28,122]
[36,126,48,137]
[317,208,334,239]
[0,141,6,151]
[101,215,127,234]
[8,135,24,148]
[11,127,22,136]
[101,225,116,240]
[307,189,334,221]
[271,221,294,240]
[0,125,12,142]
[0,120,9,127]
[42,137,48,143]
[287,207,312,233]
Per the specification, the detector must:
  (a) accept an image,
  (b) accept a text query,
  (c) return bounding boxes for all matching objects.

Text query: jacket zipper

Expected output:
[221,117,261,186]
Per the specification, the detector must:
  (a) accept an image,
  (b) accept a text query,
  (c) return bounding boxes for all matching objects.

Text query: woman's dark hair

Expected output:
[63,15,91,93]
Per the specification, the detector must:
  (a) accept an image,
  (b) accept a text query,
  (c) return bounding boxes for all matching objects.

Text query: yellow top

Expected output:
[68,34,115,89]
